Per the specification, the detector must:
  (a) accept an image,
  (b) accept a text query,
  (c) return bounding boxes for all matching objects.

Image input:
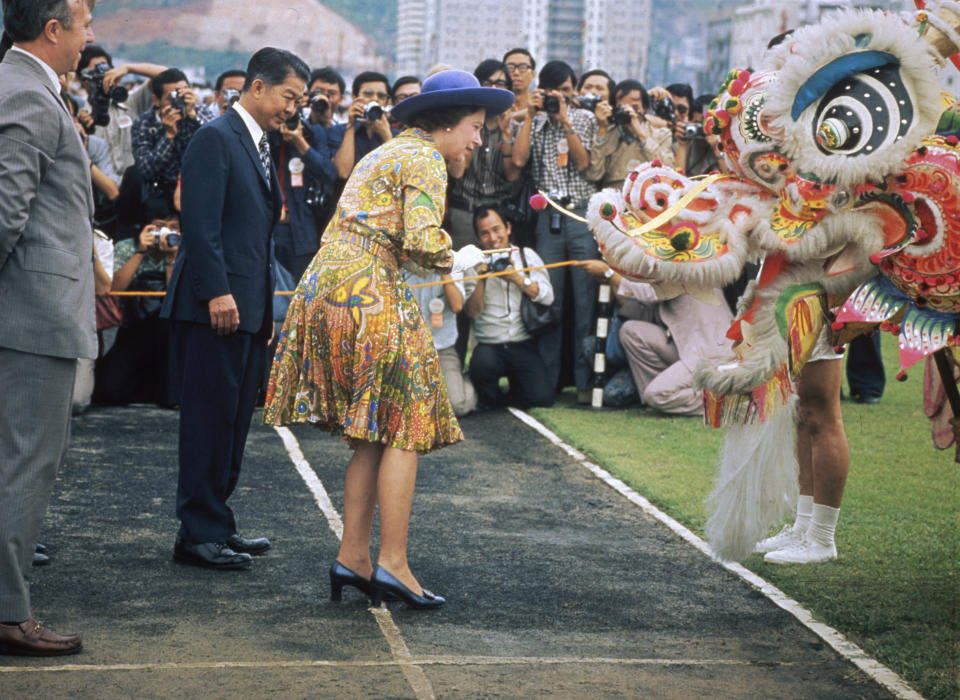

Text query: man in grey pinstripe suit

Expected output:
[0,0,95,656]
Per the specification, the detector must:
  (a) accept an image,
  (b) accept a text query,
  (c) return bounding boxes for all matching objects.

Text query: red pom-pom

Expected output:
[599,202,618,220]
[833,345,845,354]
[529,193,548,211]
[890,324,901,334]
[879,320,892,332]
[629,171,640,182]
[831,321,845,331]
[901,192,915,204]
[715,110,730,126]
[728,79,745,97]
[896,370,908,381]
[651,159,663,168]
[947,134,959,145]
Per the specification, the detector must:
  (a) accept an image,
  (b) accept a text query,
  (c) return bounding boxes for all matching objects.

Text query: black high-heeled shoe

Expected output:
[369,565,445,610]
[329,561,370,601]
[329,561,400,602]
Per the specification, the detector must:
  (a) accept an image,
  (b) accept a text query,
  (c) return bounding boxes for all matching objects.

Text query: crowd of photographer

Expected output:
[61,39,732,418]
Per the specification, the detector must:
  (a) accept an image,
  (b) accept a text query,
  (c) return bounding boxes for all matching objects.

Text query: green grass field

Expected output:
[529,341,959,700]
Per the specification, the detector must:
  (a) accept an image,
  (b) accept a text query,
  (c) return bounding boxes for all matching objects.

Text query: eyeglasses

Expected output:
[482,79,509,88]
[505,63,532,73]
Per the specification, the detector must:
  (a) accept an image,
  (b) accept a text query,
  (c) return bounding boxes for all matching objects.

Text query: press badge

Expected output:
[428,298,444,327]
[289,157,304,187]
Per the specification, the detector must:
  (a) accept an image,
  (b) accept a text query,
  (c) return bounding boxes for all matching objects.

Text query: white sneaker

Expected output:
[754,525,804,553]
[764,538,837,565]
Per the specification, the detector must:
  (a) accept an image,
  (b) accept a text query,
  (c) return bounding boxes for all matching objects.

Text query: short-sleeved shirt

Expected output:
[527,106,597,207]
[326,122,399,172]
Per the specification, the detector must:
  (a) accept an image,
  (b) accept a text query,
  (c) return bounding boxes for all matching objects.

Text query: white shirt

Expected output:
[402,270,465,351]
[466,247,554,345]
[232,101,265,151]
[10,46,61,95]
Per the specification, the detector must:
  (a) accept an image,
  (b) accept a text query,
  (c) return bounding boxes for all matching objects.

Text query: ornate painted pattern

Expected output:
[263,129,462,454]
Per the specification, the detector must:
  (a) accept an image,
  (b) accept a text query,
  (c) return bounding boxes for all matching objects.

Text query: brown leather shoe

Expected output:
[0,618,82,656]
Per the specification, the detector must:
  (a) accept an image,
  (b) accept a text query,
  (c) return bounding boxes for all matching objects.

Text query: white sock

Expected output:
[793,495,814,535]
[809,503,840,547]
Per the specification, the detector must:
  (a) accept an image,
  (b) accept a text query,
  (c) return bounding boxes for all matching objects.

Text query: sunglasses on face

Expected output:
[505,63,532,73]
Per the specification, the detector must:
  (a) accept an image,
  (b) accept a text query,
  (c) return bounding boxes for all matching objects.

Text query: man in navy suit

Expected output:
[161,47,309,569]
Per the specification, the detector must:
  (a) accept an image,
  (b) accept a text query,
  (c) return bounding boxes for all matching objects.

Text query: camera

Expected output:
[154,227,181,248]
[80,63,128,127]
[221,88,241,109]
[488,255,512,273]
[308,91,329,115]
[652,97,676,123]
[360,102,385,122]
[542,95,560,114]
[682,122,705,141]
[168,89,188,114]
[610,106,632,126]
[547,191,570,234]
[576,93,602,112]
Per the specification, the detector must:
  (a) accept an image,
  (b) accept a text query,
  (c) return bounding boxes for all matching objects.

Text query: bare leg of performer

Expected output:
[766,358,849,564]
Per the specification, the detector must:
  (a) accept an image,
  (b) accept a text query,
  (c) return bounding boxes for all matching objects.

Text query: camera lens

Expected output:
[285,114,301,130]
[363,103,383,121]
[489,257,511,272]
[543,96,560,114]
[165,233,181,247]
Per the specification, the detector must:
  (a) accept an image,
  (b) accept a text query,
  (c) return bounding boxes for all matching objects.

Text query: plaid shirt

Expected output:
[449,123,514,208]
[527,106,597,207]
[132,104,216,197]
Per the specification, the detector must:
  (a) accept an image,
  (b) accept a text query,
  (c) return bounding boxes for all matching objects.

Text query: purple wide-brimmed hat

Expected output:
[390,69,515,124]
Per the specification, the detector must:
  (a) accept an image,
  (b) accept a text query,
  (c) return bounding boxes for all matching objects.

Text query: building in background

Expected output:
[397,0,651,83]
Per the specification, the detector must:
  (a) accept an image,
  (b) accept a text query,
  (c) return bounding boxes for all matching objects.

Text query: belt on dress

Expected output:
[329,233,397,268]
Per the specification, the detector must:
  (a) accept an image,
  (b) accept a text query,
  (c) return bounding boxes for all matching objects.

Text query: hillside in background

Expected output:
[91,0,396,82]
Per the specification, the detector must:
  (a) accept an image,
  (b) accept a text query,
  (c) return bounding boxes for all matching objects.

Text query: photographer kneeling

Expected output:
[94,219,180,407]
[465,206,555,410]
[586,79,674,190]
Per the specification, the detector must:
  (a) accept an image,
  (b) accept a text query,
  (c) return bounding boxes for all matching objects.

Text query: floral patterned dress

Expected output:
[263,128,463,454]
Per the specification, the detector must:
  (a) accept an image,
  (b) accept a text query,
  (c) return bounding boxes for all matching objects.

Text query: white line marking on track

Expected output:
[273,426,343,539]
[507,407,925,700]
[0,656,805,674]
[273,426,436,700]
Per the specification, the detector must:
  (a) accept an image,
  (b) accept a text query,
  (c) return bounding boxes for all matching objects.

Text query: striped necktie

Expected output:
[258,133,272,190]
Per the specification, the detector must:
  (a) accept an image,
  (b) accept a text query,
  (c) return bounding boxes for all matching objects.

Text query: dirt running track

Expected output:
[0,406,898,699]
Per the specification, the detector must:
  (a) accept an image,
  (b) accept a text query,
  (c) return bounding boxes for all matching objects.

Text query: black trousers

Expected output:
[469,340,554,408]
[93,317,171,406]
[846,332,885,399]
[171,321,266,544]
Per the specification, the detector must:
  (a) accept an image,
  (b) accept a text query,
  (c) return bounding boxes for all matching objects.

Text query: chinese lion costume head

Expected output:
[586,4,960,560]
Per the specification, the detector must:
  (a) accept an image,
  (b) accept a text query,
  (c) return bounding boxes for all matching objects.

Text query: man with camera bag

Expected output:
[465,206,555,410]
[131,67,216,216]
[587,79,674,190]
[511,59,599,401]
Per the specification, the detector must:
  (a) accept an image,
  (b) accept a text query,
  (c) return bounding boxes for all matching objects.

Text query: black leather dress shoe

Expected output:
[32,551,49,566]
[226,533,271,555]
[173,541,252,570]
[369,565,445,610]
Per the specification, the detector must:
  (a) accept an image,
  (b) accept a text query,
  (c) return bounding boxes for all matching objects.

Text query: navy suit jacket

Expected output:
[161,108,282,334]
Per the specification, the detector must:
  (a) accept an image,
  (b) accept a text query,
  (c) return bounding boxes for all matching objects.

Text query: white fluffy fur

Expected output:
[705,405,799,562]
[765,9,943,186]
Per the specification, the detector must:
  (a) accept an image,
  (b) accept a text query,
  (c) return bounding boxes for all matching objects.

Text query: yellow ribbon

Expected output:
[629,172,723,235]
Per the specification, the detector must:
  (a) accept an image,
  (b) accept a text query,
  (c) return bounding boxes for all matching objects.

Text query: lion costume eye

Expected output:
[812,62,913,156]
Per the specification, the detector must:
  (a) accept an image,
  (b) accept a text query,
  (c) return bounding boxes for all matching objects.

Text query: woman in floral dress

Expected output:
[264,71,513,609]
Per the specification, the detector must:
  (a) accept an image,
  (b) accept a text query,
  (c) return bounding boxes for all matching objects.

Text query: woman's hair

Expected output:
[408,104,484,132]
[474,59,512,92]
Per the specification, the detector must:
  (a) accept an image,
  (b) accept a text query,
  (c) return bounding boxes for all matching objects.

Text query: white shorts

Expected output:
[809,324,844,362]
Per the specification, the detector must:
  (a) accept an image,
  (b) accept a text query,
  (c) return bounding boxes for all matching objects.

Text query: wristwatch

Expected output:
[603,268,615,280]
[522,276,532,289]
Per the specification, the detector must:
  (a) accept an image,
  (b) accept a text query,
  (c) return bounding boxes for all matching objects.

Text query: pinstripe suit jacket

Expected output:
[0,50,96,360]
